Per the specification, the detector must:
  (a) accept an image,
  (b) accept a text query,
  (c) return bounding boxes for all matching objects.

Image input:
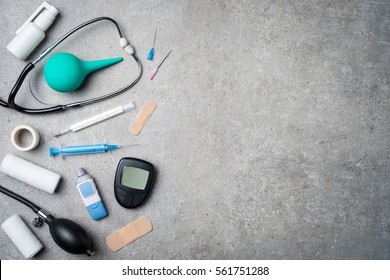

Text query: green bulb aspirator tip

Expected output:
[43,52,123,93]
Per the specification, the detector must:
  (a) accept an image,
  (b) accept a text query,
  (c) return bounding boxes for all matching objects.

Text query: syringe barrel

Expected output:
[50,144,106,156]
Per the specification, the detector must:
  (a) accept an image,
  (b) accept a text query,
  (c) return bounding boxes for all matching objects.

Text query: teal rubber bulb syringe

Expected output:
[50,144,120,157]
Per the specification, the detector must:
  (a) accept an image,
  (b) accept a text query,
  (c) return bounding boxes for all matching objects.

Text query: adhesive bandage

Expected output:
[0,154,61,194]
[129,100,157,135]
[1,215,43,259]
[106,216,152,252]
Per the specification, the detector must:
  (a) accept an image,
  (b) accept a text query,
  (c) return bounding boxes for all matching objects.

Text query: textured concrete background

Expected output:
[0,0,389,260]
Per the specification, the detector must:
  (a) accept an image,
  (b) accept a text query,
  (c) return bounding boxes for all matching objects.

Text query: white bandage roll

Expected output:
[0,154,61,194]
[1,215,43,259]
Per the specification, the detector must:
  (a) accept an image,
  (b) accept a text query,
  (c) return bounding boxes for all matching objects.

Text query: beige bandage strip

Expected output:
[129,100,157,135]
[106,216,152,252]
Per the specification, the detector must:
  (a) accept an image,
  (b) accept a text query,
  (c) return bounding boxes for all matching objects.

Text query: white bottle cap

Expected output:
[15,2,59,34]
[6,2,59,60]
[34,5,59,31]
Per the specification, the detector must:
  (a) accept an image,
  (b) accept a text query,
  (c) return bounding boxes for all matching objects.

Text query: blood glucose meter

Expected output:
[114,157,156,208]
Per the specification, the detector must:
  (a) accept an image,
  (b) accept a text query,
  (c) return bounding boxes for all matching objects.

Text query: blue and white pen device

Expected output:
[76,168,107,221]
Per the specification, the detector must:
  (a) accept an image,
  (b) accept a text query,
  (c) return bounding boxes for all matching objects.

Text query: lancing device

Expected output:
[76,168,107,221]
[53,102,135,137]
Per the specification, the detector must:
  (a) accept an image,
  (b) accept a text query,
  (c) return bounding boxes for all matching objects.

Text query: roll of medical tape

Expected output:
[10,124,40,151]
[1,215,43,259]
[0,154,61,194]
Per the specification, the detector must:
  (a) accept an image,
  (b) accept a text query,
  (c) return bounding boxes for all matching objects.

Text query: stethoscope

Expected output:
[0,17,142,114]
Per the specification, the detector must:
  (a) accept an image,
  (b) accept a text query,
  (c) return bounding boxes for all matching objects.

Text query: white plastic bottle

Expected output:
[7,2,59,60]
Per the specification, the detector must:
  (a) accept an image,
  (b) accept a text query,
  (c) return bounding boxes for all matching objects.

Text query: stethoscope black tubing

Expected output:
[0,17,141,114]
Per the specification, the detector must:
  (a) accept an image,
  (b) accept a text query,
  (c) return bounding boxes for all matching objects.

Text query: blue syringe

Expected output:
[50,144,122,157]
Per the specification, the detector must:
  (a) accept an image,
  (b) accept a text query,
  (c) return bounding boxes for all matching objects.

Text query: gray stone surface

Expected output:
[0,0,389,260]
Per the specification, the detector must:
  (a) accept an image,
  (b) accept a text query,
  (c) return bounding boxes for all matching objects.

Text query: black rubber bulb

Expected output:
[45,215,94,256]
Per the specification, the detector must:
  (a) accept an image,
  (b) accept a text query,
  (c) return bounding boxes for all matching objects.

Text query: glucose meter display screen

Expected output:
[121,166,149,190]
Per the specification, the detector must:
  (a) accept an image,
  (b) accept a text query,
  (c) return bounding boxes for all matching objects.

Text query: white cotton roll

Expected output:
[1,215,43,259]
[0,154,61,194]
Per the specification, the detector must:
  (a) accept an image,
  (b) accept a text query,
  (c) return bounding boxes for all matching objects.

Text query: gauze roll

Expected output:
[0,154,61,194]
[1,215,43,259]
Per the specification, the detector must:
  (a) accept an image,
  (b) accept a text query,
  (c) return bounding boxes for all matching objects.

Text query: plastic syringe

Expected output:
[53,102,135,137]
[50,144,120,157]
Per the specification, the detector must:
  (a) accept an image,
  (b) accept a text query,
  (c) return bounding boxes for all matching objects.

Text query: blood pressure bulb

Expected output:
[45,215,94,256]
